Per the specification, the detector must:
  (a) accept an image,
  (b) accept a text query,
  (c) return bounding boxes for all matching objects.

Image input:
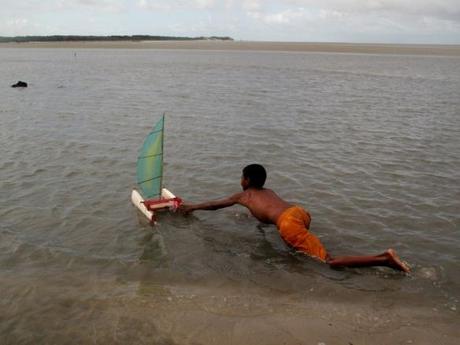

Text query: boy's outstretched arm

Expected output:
[180,192,243,214]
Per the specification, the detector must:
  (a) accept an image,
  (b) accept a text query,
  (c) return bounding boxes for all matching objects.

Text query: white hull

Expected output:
[131,188,177,223]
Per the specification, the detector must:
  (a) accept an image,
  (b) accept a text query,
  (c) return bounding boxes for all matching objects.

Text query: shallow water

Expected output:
[1,48,459,343]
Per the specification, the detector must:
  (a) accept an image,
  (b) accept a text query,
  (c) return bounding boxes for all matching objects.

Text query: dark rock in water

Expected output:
[11,81,28,88]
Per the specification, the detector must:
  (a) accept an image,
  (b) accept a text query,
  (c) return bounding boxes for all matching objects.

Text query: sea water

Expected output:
[1,47,459,343]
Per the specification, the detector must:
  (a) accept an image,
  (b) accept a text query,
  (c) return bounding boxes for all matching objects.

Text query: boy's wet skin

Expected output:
[231,187,292,225]
[181,164,410,273]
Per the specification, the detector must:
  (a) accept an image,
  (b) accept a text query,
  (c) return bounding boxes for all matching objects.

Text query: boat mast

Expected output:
[159,113,165,198]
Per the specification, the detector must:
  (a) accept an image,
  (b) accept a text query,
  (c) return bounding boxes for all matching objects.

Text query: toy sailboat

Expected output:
[131,114,182,223]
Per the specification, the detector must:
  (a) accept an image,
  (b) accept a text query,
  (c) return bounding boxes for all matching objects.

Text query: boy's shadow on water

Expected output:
[138,231,168,263]
[133,213,169,266]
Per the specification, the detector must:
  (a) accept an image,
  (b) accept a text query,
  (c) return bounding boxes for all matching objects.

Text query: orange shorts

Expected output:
[276,206,328,262]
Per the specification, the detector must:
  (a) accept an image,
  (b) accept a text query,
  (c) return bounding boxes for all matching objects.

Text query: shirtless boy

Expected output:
[181,164,410,272]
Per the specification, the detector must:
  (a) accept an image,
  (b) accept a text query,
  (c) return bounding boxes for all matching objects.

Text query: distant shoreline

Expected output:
[1,40,459,56]
[0,35,234,43]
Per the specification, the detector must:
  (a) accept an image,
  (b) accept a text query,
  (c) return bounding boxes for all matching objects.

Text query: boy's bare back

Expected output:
[234,188,292,224]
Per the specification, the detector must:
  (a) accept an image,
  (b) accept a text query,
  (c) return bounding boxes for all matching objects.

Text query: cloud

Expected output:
[0,16,59,36]
[56,0,126,12]
[248,8,307,24]
[4,18,30,32]
[281,0,460,23]
[138,0,216,11]
[241,0,262,11]
[0,0,127,13]
[240,0,460,41]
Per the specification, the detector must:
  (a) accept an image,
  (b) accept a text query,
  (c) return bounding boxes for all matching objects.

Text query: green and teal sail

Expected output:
[136,115,164,199]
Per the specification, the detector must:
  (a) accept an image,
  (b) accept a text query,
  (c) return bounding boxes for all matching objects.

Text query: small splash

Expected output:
[416,267,438,281]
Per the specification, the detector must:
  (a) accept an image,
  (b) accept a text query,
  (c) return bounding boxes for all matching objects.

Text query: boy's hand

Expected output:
[179,203,195,215]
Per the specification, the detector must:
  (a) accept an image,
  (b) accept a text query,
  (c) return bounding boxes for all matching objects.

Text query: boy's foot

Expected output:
[385,249,410,272]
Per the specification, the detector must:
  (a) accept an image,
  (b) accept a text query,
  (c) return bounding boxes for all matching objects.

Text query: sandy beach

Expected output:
[2,272,458,344]
[1,40,460,56]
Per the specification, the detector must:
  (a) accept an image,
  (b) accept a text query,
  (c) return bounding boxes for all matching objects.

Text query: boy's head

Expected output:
[241,164,266,190]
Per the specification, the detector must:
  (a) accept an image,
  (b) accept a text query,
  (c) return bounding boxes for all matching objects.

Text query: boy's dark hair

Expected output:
[242,164,266,188]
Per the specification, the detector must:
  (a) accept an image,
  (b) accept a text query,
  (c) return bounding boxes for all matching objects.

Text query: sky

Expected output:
[1,0,459,44]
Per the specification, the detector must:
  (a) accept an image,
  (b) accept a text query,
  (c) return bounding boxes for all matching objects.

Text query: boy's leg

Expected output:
[326,249,410,272]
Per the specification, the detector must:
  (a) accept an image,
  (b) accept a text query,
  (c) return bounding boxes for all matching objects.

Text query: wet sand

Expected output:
[2,271,458,345]
[1,40,460,56]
